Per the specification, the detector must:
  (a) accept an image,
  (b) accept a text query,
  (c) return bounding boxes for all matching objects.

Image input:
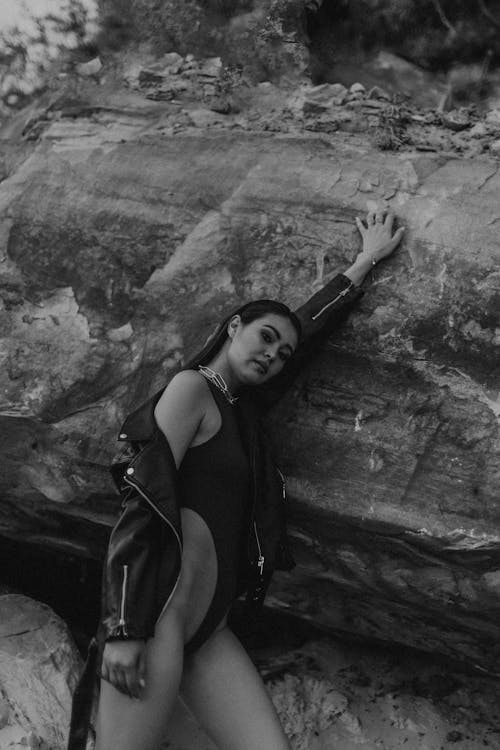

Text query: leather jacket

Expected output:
[67,273,362,750]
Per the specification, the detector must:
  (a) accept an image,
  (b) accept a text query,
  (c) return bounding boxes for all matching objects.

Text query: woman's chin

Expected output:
[239,363,268,385]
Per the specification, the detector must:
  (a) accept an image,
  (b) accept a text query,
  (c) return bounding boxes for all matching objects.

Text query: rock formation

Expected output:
[0,594,82,749]
[262,639,500,749]
[1,54,499,673]
[163,635,500,749]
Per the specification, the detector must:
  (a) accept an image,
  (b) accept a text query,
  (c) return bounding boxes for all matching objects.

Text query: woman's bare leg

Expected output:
[94,607,184,750]
[94,508,218,750]
[181,625,292,750]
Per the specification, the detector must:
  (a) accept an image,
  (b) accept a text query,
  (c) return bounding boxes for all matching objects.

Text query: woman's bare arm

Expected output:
[153,370,208,468]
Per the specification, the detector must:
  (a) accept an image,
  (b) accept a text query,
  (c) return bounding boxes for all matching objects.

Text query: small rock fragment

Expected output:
[187,108,226,127]
[486,109,500,126]
[198,57,223,79]
[368,85,391,101]
[347,91,364,101]
[296,83,348,113]
[328,83,349,99]
[441,109,470,131]
[75,57,102,77]
[469,122,487,138]
[350,82,366,94]
[159,52,184,73]
[107,322,134,342]
[490,139,500,154]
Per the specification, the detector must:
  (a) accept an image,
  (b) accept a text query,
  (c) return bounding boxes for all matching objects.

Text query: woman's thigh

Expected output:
[94,508,219,750]
[180,626,292,750]
[95,608,184,750]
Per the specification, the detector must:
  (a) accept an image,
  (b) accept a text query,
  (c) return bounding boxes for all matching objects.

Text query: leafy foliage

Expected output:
[308,0,500,71]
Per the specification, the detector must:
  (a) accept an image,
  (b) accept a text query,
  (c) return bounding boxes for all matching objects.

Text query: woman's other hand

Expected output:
[101,639,147,699]
[344,207,405,286]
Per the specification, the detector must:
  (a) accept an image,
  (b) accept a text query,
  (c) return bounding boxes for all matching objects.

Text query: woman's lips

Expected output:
[253,360,268,375]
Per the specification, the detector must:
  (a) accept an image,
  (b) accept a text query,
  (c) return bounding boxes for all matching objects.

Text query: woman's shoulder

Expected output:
[155,369,209,412]
[153,369,212,460]
[168,368,208,390]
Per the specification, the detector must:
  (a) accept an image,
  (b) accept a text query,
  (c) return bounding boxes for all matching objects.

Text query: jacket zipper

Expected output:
[310,284,353,321]
[253,521,265,576]
[250,432,264,578]
[276,467,286,502]
[123,473,183,625]
[117,564,129,637]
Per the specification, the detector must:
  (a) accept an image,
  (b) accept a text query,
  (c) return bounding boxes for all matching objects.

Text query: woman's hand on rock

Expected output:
[355,207,405,264]
[344,207,405,286]
[101,639,147,699]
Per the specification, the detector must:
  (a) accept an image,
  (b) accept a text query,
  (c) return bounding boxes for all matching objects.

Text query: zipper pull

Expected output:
[277,467,286,501]
[258,555,265,576]
[253,521,265,577]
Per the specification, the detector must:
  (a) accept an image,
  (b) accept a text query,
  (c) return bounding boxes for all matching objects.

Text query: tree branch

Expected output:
[430,0,456,35]
[477,0,500,31]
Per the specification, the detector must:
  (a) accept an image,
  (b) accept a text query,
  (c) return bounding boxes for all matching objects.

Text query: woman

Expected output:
[68,208,405,750]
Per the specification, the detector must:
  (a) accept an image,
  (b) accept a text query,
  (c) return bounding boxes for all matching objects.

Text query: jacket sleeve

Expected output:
[102,426,183,642]
[100,487,166,641]
[255,273,363,410]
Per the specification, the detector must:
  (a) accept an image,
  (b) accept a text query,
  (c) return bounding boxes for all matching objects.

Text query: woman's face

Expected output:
[227,313,299,385]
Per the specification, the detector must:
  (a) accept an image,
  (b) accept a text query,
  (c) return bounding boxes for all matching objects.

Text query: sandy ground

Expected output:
[160,633,500,750]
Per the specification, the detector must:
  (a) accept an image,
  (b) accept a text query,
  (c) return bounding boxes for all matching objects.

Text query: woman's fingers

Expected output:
[100,640,147,699]
[375,208,385,224]
[390,226,405,248]
[102,660,135,699]
[355,216,366,237]
[137,647,147,692]
[100,661,110,684]
[382,226,405,255]
[367,210,376,225]
[108,666,130,697]
[384,210,395,231]
[124,664,142,699]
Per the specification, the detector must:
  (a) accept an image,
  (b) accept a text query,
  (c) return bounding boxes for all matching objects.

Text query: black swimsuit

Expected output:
[178,376,250,654]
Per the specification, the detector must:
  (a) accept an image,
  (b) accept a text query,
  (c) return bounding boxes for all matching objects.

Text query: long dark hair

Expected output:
[183,299,302,372]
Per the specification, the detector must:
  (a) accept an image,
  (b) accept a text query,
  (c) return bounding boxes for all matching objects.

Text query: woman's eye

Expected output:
[261,331,272,343]
[279,351,290,362]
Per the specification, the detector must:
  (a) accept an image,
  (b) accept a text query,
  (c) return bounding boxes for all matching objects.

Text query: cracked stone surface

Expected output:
[159,636,500,750]
[0,96,499,669]
[0,594,82,749]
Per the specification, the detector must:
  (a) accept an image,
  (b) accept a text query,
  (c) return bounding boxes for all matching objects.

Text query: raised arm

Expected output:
[297,207,405,336]
[255,208,405,408]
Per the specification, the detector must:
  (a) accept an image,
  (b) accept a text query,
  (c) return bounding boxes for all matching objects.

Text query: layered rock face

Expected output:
[0,594,81,749]
[1,104,499,669]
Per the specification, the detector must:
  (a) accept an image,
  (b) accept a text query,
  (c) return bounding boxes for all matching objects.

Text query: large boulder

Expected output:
[0,594,82,749]
[0,103,499,669]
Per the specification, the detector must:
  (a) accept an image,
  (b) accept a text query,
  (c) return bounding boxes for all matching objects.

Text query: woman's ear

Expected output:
[227,315,241,339]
